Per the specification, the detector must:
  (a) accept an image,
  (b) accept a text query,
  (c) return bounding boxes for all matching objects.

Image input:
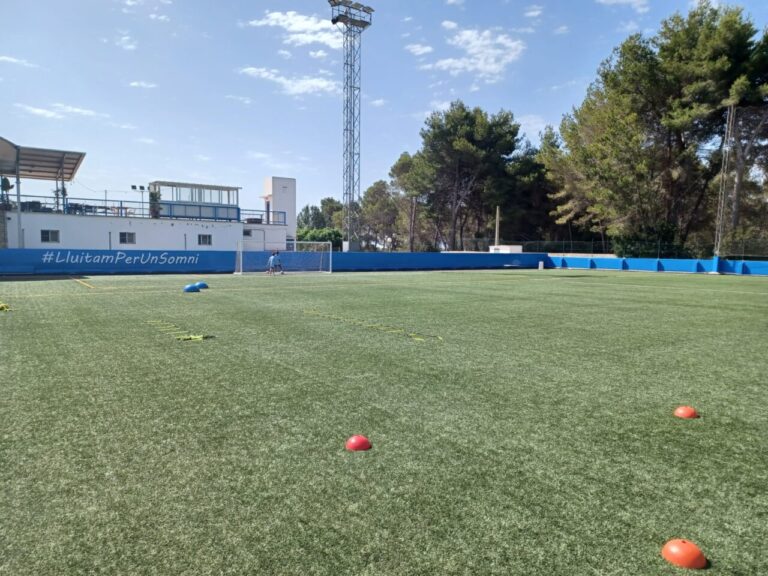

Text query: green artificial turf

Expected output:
[1,270,766,575]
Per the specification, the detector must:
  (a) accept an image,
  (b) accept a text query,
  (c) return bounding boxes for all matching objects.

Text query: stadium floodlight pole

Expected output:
[329,0,374,251]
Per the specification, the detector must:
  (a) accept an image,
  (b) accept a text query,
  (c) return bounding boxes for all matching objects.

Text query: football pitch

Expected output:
[1,270,766,575]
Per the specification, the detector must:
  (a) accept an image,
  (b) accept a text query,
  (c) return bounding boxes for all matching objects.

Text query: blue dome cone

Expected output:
[183,284,200,293]
[194,281,209,289]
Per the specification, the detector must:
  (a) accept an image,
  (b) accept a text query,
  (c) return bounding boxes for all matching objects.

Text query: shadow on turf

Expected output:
[0,275,92,282]
[552,275,594,279]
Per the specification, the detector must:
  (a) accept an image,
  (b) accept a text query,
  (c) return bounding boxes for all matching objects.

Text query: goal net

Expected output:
[234,240,333,274]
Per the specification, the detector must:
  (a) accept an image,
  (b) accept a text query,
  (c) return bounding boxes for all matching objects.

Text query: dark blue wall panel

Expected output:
[0,249,548,275]
[0,249,235,275]
[1,249,766,276]
[331,252,546,271]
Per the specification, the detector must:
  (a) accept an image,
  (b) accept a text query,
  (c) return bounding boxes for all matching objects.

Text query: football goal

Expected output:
[234,240,333,274]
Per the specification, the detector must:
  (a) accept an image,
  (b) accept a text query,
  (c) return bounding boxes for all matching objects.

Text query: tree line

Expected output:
[298,1,767,257]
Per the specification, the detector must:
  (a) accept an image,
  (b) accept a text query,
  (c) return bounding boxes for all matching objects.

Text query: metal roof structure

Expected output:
[0,136,86,182]
[148,180,241,192]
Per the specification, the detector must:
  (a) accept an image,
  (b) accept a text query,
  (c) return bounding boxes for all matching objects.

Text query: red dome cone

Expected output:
[674,406,699,419]
[662,539,707,569]
[345,435,372,451]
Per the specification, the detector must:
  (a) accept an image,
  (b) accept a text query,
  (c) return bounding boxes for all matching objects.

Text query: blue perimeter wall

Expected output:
[548,255,768,276]
[0,249,766,276]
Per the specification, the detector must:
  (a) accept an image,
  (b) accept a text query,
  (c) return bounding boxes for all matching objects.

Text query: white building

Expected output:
[0,136,297,252]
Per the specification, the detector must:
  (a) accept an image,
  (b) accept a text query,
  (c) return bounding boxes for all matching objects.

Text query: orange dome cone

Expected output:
[662,539,707,569]
[674,406,699,419]
[345,435,372,451]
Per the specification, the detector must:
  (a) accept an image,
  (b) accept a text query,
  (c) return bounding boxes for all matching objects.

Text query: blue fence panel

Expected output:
[718,259,742,274]
[658,258,698,273]
[0,249,235,275]
[742,260,768,275]
[2,249,767,276]
[559,257,592,269]
[623,258,658,271]
[331,252,546,272]
[590,258,623,270]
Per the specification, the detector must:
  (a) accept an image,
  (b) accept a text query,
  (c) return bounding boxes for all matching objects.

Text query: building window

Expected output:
[119,232,136,245]
[243,229,252,237]
[41,229,60,243]
[198,234,212,246]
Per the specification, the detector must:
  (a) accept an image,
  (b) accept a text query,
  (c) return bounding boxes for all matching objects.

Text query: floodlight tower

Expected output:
[329,0,374,250]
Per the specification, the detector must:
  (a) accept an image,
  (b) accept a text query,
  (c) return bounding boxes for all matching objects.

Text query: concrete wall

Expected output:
[241,224,288,248]
[264,177,297,240]
[5,212,284,251]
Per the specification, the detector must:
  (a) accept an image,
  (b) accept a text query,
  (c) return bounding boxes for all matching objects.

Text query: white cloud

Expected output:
[618,20,640,32]
[423,27,525,83]
[149,14,170,22]
[554,25,569,35]
[245,11,341,50]
[246,151,298,172]
[239,67,340,96]
[431,100,451,111]
[403,16,413,22]
[512,27,536,34]
[596,0,650,14]
[524,4,543,17]
[442,20,458,30]
[51,103,109,118]
[15,102,110,120]
[124,0,142,6]
[136,137,156,145]
[129,81,157,88]
[0,55,39,68]
[195,154,211,162]
[115,34,137,51]
[370,98,386,107]
[110,122,137,130]
[550,79,582,91]
[519,114,546,138]
[225,95,252,105]
[446,0,464,4]
[277,49,292,59]
[405,44,433,56]
[309,49,328,59]
[14,103,64,119]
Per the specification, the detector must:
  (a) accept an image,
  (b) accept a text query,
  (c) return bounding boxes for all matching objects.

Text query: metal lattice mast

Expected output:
[329,0,373,248]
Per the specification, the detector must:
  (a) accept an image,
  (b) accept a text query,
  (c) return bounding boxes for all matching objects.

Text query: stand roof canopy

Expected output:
[0,136,86,182]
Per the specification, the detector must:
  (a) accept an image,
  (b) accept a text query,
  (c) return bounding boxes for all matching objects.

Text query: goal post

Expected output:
[234,240,333,274]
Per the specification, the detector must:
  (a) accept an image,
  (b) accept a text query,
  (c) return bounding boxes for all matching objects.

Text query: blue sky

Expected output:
[3,0,767,211]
